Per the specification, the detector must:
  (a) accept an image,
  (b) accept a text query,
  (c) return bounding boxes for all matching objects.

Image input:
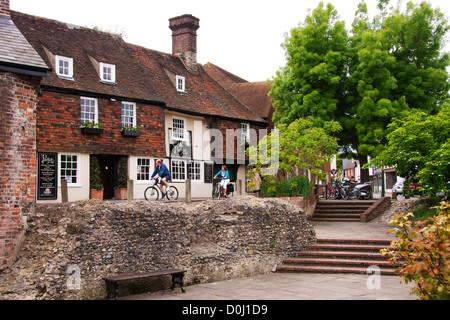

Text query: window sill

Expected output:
[57,75,75,81]
[100,80,117,85]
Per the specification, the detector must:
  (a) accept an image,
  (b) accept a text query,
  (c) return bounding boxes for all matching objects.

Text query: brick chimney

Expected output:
[0,0,10,16]
[169,14,200,71]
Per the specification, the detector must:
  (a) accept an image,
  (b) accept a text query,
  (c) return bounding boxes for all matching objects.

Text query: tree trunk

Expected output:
[358,153,370,183]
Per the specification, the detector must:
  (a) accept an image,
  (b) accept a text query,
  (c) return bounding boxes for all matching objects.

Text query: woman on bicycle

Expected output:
[151,159,172,197]
[214,165,230,197]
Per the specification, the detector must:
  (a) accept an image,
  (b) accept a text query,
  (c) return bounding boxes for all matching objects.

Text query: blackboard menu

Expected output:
[38,152,57,200]
[204,163,213,183]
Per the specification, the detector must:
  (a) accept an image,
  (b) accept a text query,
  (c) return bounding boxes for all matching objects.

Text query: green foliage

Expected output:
[371,103,450,196]
[247,118,341,189]
[80,122,104,129]
[89,156,103,190]
[270,0,450,164]
[410,197,443,222]
[116,157,128,189]
[260,176,312,198]
[381,202,450,300]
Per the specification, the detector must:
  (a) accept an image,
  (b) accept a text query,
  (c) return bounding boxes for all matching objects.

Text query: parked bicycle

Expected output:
[326,178,360,200]
[144,177,179,201]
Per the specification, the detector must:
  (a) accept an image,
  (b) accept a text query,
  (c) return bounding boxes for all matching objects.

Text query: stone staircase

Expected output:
[313,200,376,222]
[277,238,397,275]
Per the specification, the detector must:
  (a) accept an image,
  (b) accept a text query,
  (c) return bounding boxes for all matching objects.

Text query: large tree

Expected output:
[371,103,450,196]
[270,0,450,182]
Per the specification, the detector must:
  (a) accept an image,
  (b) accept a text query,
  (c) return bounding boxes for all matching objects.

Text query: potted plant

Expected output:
[81,122,104,134]
[114,157,128,200]
[89,156,103,199]
[121,124,141,137]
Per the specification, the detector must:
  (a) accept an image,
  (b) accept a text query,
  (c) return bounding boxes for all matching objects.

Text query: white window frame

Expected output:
[171,159,187,182]
[100,62,116,83]
[240,123,250,144]
[176,75,185,92]
[172,116,187,141]
[80,97,98,124]
[55,55,74,79]
[122,102,136,127]
[136,157,152,183]
[189,161,202,181]
[59,153,80,186]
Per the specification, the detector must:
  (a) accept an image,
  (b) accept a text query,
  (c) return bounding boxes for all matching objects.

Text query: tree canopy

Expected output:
[371,103,450,196]
[270,0,450,181]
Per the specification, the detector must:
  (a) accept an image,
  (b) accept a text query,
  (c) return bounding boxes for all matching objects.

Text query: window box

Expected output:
[80,122,104,135]
[81,127,104,135]
[121,130,141,137]
[121,124,141,137]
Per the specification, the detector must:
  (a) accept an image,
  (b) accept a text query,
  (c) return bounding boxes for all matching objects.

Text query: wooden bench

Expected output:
[102,269,187,300]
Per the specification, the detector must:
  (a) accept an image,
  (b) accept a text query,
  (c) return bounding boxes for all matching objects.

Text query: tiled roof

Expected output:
[204,63,273,119]
[10,11,266,124]
[0,15,47,70]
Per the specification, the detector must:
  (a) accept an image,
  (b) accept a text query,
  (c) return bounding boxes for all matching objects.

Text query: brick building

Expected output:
[0,0,49,268]
[8,11,268,202]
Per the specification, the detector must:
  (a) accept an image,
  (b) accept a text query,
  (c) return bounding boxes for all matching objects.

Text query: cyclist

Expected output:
[214,164,230,197]
[151,159,172,197]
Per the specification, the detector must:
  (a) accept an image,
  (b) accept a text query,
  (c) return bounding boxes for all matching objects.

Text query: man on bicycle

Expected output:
[151,159,172,197]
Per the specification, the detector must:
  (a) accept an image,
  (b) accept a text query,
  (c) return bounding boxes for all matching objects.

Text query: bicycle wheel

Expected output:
[166,186,179,200]
[326,184,339,200]
[144,186,159,201]
[212,185,219,198]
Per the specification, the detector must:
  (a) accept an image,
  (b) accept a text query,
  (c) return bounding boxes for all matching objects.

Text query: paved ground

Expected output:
[123,217,416,301]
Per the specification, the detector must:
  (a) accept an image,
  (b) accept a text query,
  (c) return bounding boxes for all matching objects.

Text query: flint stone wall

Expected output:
[0,196,316,300]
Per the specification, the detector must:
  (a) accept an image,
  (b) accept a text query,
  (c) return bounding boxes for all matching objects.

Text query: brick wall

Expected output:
[0,0,9,16]
[214,119,267,162]
[37,90,166,157]
[0,71,41,268]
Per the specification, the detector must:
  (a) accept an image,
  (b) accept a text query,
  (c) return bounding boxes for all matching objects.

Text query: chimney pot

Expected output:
[169,14,200,58]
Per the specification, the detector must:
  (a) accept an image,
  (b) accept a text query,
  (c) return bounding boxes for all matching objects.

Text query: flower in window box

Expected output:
[121,124,141,136]
[80,122,104,134]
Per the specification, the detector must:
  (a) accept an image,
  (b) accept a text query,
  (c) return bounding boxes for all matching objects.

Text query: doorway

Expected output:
[93,155,126,199]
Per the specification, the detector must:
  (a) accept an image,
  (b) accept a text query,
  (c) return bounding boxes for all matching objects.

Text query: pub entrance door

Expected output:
[94,155,124,199]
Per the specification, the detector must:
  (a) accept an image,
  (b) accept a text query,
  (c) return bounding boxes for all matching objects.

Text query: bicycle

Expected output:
[144,177,179,201]
[212,177,232,198]
[326,179,360,200]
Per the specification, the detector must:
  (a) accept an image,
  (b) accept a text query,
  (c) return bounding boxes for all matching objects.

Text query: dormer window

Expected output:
[176,75,185,92]
[55,55,73,79]
[100,62,116,83]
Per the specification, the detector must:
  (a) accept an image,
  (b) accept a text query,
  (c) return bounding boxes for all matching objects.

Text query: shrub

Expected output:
[116,157,128,189]
[381,202,450,300]
[260,176,312,197]
[89,156,103,190]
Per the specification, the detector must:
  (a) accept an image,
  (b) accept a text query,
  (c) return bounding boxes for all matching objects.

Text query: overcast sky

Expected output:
[10,0,450,82]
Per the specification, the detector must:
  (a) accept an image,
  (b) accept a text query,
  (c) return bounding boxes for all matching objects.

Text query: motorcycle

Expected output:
[350,180,373,200]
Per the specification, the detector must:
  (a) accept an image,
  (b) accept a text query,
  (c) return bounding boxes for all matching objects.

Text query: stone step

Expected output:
[276,265,397,275]
[297,250,388,260]
[313,217,361,222]
[314,209,368,214]
[307,243,389,252]
[281,257,393,268]
[276,238,397,276]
